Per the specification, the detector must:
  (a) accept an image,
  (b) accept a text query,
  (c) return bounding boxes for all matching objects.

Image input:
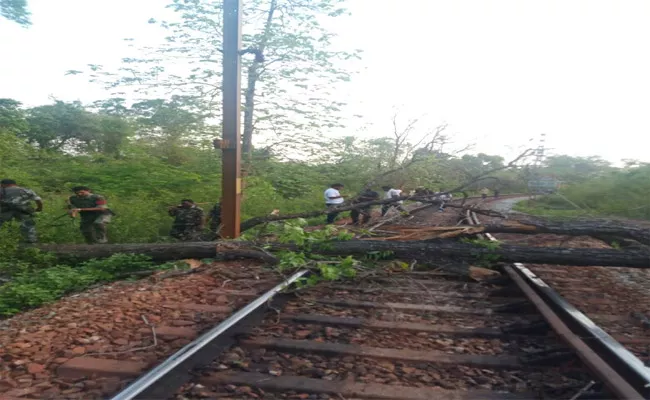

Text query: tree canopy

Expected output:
[68,0,361,165]
[0,96,537,244]
[0,0,30,26]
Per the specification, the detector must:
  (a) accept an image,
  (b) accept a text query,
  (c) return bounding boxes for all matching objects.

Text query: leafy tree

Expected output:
[23,101,97,151]
[71,0,360,165]
[95,115,134,157]
[0,128,35,185]
[456,153,505,179]
[0,0,30,26]
[129,96,211,142]
[0,98,28,134]
[542,155,612,184]
[22,100,132,156]
[91,97,131,117]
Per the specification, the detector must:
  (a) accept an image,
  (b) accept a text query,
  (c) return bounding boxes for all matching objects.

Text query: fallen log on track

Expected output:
[298,240,650,269]
[35,240,650,268]
[34,242,278,264]
[377,220,650,246]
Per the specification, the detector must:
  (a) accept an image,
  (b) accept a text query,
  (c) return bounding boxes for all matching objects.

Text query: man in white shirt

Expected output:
[436,189,452,212]
[380,185,407,216]
[324,183,345,224]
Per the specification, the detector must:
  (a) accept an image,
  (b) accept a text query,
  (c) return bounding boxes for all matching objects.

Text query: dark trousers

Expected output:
[326,204,340,224]
[170,225,201,241]
[209,218,222,233]
[80,219,107,244]
[351,207,371,225]
[0,210,37,243]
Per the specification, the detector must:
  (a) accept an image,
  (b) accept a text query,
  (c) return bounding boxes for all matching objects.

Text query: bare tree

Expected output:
[362,111,452,190]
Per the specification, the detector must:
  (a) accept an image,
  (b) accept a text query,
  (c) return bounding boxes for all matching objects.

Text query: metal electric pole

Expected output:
[220,0,242,238]
[534,133,547,169]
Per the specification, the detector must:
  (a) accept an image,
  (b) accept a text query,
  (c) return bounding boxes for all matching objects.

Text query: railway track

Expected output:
[4,199,649,399]
[465,208,650,399]
[98,205,650,399]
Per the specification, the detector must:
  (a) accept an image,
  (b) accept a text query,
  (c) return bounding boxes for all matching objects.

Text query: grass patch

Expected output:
[513,197,593,219]
[0,253,190,317]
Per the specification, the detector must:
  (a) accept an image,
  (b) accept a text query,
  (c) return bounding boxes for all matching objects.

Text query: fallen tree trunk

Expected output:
[492,220,650,246]
[34,243,278,264]
[522,218,650,246]
[285,240,650,269]
[379,220,650,246]
[34,240,649,268]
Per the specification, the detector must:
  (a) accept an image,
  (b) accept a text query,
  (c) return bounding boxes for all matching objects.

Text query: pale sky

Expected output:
[1,0,649,163]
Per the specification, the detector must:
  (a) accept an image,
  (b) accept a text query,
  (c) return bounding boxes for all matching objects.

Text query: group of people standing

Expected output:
[0,179,111,244]
[323,183,458,225]
[2,177,475,243]
[167,200,222,241]
[0,179,223,244]
[324,184,431,225]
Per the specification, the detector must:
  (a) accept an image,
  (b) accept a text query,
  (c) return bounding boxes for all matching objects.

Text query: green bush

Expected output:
[0,253,156,316]
[517,165,650,220]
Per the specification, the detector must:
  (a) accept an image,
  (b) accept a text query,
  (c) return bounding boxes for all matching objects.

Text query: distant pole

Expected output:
[534,133,546,169]
[221,0,242,238]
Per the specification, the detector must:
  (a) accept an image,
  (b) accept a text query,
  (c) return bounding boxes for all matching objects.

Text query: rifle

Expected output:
[167,202,213,207]
[40,213,76,228]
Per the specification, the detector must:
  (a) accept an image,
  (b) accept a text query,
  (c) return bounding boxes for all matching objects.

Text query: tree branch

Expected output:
[442,149,534,194]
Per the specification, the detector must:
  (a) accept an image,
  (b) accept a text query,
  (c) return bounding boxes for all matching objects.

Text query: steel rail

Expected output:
[467,210,650,399]
[110,269,308,400]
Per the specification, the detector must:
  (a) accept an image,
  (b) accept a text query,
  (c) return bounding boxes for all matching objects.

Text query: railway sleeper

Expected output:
[280,313,549,340]
[199,371,534,400]
[501,320,550,335]
[519,347,577,366]
[478,275,513,286]
[488,286,523,297]
[240,338,525,369]
[316,298,541,318]
[493,300,538,314]
[334,285,528,303]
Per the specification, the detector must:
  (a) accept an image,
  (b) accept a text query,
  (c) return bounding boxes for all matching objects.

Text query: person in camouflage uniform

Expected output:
[0,179,43,243]
[68,186,112,244]
[168,199,205,241]
[207,201,222,237]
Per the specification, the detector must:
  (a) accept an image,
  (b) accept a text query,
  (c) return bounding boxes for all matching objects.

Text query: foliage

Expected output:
[0,98,28,134]
[364,250,395,261]
[0,94,641,249]
[0,0,30,26]
[542,155,612,185]
[267,221,359,286]
[515,164,650,220]
[0,253,157,316]
[461,238,501,266]
[69,0,361,161]
[20,100,133,155]
[513,198,592,219]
